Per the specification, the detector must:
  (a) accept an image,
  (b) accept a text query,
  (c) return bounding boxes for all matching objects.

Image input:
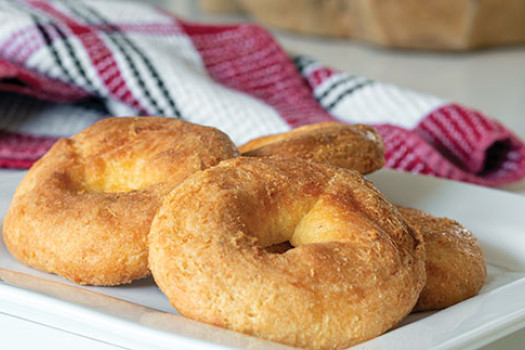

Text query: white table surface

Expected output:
[1,4,525,349]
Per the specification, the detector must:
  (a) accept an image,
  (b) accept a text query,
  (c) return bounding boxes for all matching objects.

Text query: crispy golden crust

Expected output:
[243,124,487,312]
[149,157,425,349]
[239,122,385,174]
[396,206,486,311]
[2,117,238,286]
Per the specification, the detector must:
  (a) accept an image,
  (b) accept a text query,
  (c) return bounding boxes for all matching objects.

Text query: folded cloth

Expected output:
[0,0,524,186]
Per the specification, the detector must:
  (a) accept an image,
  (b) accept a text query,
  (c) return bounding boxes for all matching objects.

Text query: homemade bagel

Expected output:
[149,157,426,349]
[243,126,487,311]
[396,206,486,311]
[239,122,385,174]
[3,117,238,286]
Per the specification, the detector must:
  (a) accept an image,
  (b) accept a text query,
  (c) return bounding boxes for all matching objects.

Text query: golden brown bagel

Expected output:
[3,117,238,286]
[239,122,385,174]
[396,206,486,311]
[149,157,425,349]
[242,126,487,312]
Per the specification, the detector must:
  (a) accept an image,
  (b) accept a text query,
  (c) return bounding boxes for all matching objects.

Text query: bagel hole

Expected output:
[264,241,294,254]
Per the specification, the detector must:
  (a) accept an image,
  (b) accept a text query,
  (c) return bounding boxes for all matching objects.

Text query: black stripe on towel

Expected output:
[32,15,76,84]
[316,75,359,103]
[49,22,99,93]
[64,1,181,117]
[324,80,374,110]
[292,55,316,75]
[60,1,165,115]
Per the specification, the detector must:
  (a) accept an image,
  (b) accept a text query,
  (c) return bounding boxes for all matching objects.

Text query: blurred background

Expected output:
[152,0,525,131]
[145,0,525,193]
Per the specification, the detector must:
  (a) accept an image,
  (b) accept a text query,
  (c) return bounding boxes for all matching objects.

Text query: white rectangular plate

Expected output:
[1,169,525,350]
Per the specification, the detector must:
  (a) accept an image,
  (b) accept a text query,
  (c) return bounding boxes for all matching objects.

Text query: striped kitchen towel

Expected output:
[0,0,524,186]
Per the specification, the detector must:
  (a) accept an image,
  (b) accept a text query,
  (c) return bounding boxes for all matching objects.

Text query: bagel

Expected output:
[148,157,426,349]
[241,124,487,311]
[239,122,385,174]
[396,206,486,311]
[2,117,238,286]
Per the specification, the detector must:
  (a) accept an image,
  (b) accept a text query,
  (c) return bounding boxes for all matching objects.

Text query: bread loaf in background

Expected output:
[199,0,245,14]
[199,0,525,50]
